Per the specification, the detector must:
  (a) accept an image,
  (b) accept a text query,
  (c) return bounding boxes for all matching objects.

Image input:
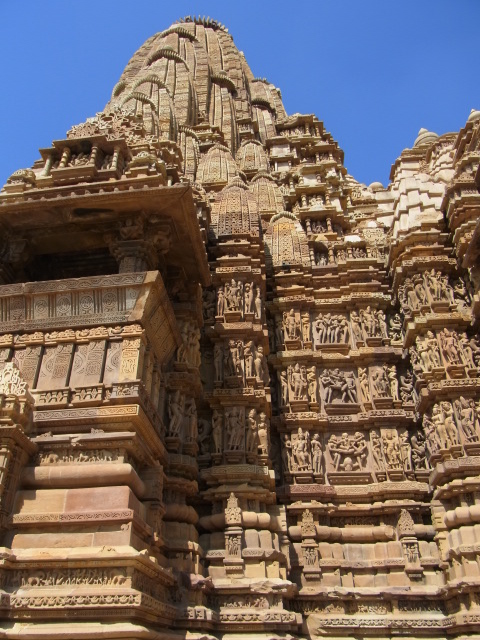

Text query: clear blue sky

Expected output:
[1,0,479,188]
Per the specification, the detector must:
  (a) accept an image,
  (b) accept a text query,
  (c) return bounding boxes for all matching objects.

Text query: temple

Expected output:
[1,14,480,640]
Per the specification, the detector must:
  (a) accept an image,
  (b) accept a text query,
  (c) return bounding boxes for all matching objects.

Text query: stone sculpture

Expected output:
[0,13,479,640]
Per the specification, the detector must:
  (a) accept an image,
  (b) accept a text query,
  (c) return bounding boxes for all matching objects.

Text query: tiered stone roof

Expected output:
[0,15,480,640]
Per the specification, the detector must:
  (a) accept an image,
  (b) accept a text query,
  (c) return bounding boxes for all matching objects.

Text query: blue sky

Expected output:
[1,0,479,188]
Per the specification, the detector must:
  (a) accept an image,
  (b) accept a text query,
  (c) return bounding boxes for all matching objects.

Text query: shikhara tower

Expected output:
[0,14,480,640]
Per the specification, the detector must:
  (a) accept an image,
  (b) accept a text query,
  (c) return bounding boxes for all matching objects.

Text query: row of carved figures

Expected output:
[282,427,428,478]
[167,390,198,441]
[176,320,201,368]
[308,219,344,236]
[314,245,385,265]
[138,384,480,468]
[46,146,124,173]
[411,329,480,374]
[423,397,480,455]
[203,280,262,322]
[278,364,415,407]
[213,340,269,385]
[398,270,471,312]
[196,407,269,459]
[292,193,336,212]
[269,309,403,349]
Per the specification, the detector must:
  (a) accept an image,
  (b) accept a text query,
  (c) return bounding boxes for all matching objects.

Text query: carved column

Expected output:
[105,216,171,273]
[223,492,244,577]
[0,363,36,534]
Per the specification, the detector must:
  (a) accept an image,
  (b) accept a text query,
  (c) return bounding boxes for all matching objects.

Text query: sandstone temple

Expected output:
[1,14,480,640]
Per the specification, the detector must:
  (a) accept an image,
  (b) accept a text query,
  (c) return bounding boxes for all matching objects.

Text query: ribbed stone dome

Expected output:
[196,143,238,188]
[106,17,288,158]
[468,108,480,123]
[235,140,270,176]
[413,128,439,148]
[264,211,311,268]
[211,177,260,237]
[250,172,284,217]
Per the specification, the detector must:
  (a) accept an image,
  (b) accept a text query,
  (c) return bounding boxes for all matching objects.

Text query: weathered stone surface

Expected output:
[0,13,479,640]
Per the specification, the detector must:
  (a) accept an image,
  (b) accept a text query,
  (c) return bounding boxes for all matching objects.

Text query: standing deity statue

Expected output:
[387,365,399,401]
[197,418,211,456]
[280,370,289,406]
[283,309,299,341]
[283,434,293,472]
[216,286,225,316]
[274,315,283,348]
[176,322,190,363]
[225,279,242,312]
[339,316,350,343]
[214,342,223,383]
[371,431,385,471]
[358,367,371,404]
[246,408,258,453]
[382,430,403,469]
[301,312,311,343]
[442,401,459,447]
[399,431,413,471]
[254,346,267,383]
[289,363,308,400]
[311,434,324,474]
[257,412,269,456]
[307,366,318,403]
[377,310,388,338]
[313,314,325,346]
[441,274,455,304]
[293,428,312,471]
[343,371,358,403]
[459,333,475,368]
[360,306,377,338]
[412,335,429,372]
[184,397,198,441]
[190,326,202,368]
[232,340,244,377]
[254,287,262,318]
[212,410,223,454]
[244,281,255,314]
[430,404,449,449]
[244,341,254,378]
[225,407,245,450]
[439,328,462,365]
[350,311,363,344]
[371,366,390,397]
[424,269,442,301]
[167,390,184,437]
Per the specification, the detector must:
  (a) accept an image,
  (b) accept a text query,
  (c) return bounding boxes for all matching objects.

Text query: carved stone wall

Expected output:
[0,13,480,640]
